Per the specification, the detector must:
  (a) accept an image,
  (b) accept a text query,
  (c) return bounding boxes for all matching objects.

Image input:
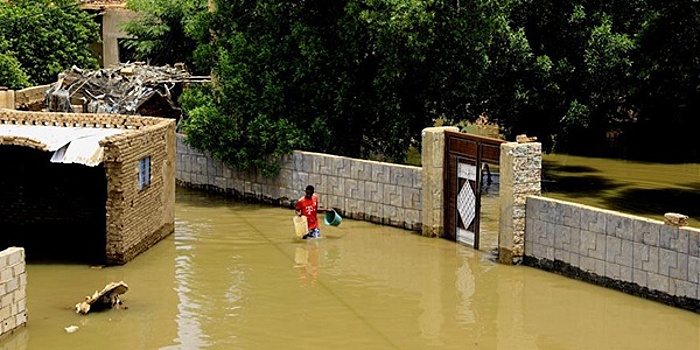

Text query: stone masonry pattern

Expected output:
[176,134,422,231]
[498,141,542,264]
[0,247,27,338]
[525,196,700,311]
[420,127,457,237]
[102,123,176,264]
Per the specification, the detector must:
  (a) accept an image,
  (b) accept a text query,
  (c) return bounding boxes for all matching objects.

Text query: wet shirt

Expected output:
[296,194,319,230]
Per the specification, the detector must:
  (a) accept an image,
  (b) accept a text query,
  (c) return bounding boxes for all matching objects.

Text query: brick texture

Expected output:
[0,110,175,265]
[0,247,26,338]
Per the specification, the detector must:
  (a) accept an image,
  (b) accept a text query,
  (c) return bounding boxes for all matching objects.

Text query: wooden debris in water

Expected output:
[75,281,129,314]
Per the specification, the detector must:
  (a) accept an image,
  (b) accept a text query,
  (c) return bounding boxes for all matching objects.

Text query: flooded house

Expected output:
[0,109,175,265]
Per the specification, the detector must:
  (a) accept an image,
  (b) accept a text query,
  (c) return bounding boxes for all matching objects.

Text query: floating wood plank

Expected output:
[75,280,129,314]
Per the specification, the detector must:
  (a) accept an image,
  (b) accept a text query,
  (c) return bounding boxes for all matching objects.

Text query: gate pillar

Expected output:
[0,87,15,109]
[498,141,541,264]
[421,126,459,237]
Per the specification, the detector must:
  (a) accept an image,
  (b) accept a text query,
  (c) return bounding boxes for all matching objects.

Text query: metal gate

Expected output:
[444,131,504,249]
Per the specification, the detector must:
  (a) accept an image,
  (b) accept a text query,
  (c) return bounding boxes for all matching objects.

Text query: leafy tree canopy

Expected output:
[123,0,211,75]
[0,0,99,86]
[129,0,700,170]
[491,0,700,161]
[485,0,646,154]
[175,0,511,176]
[0,38,30,89]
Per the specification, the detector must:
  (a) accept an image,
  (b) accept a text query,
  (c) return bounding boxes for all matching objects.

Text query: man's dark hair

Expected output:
[305,185,314,192]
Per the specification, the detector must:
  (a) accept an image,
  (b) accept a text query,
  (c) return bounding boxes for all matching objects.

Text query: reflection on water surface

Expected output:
[4,187,698,349]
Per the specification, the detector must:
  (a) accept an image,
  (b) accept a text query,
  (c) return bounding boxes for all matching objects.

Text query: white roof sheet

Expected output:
[0,124,127,166]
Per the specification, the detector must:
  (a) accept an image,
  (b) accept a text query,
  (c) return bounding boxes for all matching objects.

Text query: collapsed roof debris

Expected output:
[45,63,210,121]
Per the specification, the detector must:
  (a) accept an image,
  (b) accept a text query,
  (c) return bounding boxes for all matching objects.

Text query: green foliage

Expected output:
[180,83,305,177]
[0,0,99,85]
[149,0,700,169]
[488,0,647,154]
[489,0,700,161]
[178,0,512,175]
[0,39,30,89]
[123,0,210,75]
[627,1,700,161]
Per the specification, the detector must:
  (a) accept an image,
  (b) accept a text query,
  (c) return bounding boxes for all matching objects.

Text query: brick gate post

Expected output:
[0,87,15,109]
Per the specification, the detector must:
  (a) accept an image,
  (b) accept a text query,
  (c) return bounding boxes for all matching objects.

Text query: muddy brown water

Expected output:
[3,157,700,349]
[541,153,700,227]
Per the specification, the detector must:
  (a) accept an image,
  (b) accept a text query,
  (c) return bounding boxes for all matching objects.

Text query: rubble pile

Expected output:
[45,63,210,120]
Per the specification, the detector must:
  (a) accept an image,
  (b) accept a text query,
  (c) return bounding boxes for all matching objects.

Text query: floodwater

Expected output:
[3,182,699,349]
[542,153,700,227]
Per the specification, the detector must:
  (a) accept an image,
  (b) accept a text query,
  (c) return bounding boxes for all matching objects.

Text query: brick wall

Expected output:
[0,110,175,265]
[525,196,700,313]
[0,247,27,338]
[0,88,14,109]
[13,85,51,110]
[103,124,176,264]
[0,84,57,111]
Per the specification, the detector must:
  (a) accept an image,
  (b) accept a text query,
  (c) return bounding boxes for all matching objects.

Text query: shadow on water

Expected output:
[541,174,622,197]
[607,187,700,219]
[542,160,600,174]
[177,186,291,211]
[679,181,700,191]
[541,159,621,198]
[542,153,700,227]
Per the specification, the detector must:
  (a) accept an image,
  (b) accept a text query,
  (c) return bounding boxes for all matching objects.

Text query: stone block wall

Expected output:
[0,247,27,338]
[176,134,423,230]
[0,110,176,265]
[525,196,700,312]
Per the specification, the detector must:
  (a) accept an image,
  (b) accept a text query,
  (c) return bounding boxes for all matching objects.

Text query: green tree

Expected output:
[627,1,700,161]
[122,0,210,75]
[487,0,645,154]
[179,0,510,175]
[0,0,99,85]
[491,0,700,162]
[0,39,30,89]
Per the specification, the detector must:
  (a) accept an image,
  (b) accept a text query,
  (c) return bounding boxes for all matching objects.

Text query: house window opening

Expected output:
[139,156,151,190]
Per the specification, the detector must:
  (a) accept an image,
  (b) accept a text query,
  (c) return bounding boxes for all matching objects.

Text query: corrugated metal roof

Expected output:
[0,124,127,166]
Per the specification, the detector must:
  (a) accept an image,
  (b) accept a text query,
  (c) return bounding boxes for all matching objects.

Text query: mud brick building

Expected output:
[0,110,175,265]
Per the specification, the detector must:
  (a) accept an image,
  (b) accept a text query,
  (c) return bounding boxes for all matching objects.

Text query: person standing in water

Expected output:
[296,185,321,239]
